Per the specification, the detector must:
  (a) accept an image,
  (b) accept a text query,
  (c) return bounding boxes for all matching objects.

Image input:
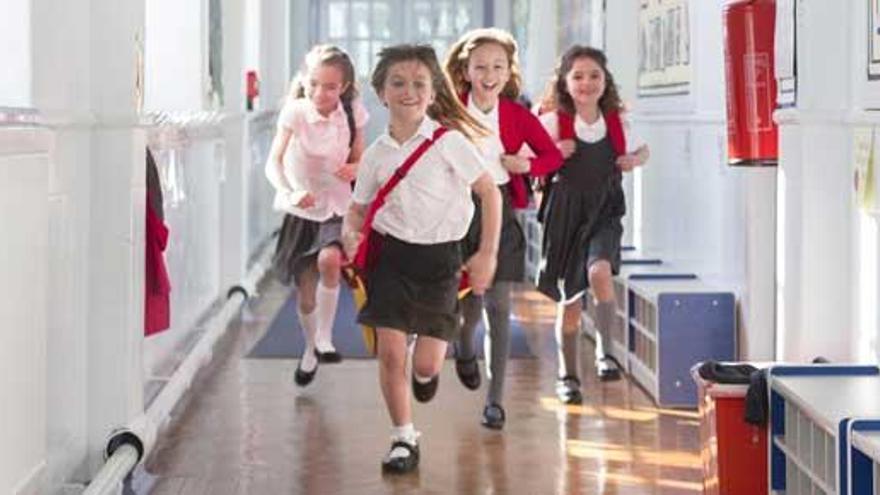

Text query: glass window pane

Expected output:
[436,4,452,37]
[328,2,349,39]
[352,39,371,78]
[455,4,471,32]
[372,2,392,39]
[412,1,433,40]
[352,1,370,38]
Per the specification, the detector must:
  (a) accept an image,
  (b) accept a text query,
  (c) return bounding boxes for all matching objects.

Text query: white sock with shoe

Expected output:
[314,282,339,354]
[298,307,318,372]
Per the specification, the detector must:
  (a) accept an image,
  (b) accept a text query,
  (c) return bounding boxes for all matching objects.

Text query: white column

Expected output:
[775,1,855,362]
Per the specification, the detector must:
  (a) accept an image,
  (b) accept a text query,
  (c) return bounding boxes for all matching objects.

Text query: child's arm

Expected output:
[341,202,367,260]
[500,107,564,176]
[465,172,502,295]
[265,127,315,208]
[334,129,366,182]
[616,144,649,172]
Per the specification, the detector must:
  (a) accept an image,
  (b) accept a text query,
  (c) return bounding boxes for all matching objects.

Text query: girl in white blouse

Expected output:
[265,45,368,386]
[342,44,501,475]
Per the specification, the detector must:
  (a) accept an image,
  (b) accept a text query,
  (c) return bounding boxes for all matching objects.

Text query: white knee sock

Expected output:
[298,307,318,372]
[314,282,340,353]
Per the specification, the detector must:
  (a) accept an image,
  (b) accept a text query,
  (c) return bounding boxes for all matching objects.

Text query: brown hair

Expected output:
[371,44,488,140]
[542,45,623,116]
[290,44,359,145]
[443,28,522,100]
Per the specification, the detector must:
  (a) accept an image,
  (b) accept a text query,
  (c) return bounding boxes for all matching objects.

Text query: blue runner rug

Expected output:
[247,286,536,359]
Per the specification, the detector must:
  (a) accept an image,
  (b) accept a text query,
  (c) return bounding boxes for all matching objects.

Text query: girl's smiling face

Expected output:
[379,60,435,124]
[465,42,510,105]
[564,56,606,109]
[306,63,349,115]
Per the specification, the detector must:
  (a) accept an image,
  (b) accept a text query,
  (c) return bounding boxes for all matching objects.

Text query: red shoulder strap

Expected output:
[558,110,627,156]
[356,126,449,260]
[557,111,575,141]
[604,110,627,156]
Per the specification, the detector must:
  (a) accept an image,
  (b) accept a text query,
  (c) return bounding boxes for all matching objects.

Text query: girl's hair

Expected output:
[543,45,623,116]
[371,44,488,140]
[443,28,522,100]
[290,44,359,145]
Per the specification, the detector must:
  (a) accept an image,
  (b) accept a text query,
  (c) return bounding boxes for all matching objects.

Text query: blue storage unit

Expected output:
[767,366,880,494]
[849,427,880,495]
[584,260,696,372]
[625,278,736,407]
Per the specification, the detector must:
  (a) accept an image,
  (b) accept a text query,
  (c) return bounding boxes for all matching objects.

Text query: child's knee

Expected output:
[412,358,442,378]
[588,260,612,285]
[317,246,342,272]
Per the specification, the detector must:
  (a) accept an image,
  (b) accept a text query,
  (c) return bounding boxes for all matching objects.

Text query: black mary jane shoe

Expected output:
[481,403,506,430]
[293,361,317,387]
[555,375,584,405]
[412,374,440,403]
[316,349,343,364]
[455,355,481,390]
[381,441,420,474]
[596,355,622,382]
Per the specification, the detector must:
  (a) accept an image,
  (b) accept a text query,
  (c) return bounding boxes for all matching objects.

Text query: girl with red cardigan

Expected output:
[444,28,562,429]
[537,46,649,405]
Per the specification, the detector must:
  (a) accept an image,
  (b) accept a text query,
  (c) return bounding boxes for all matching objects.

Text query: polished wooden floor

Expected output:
[143,279,703,494]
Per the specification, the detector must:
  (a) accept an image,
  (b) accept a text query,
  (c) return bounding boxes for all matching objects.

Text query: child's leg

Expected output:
[376,328,412,426]
[484,282,512,406]
[455,293,482,360]
[314,245,343,356]
[377,327,421,472]
[555,299,584,403]
[296,265,319,373]
[454,293,483,390]
[556,300,582,378]
[587,260,616,361]
[412,335,448,381]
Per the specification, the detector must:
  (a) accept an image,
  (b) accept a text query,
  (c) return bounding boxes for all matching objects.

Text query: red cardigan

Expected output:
[461,94,563,208]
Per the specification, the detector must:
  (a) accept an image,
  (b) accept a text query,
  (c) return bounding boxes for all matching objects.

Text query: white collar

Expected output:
[467,93,499,121]
[304,100,344,124]
[378,116,438,148]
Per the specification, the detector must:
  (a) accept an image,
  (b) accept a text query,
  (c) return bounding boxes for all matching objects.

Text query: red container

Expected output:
[723,0,778,166]
[694,370,768,495]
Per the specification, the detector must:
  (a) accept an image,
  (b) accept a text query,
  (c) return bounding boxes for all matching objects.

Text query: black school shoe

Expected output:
[315,349,343,364]
[555,375,584,405]
[596,355,622,382]
[412,374,440,403]
[294,356,318,387]
[381,440,420,474]
[455,355,481,390]
[481,403,506,430]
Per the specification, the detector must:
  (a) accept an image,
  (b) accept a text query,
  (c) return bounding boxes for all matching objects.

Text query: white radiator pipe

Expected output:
[83,243,273,495]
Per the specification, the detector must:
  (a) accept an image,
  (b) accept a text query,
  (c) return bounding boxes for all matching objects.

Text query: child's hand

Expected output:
[616,153,641,172]
[342,230,363,260]
[500,155,530,174]
[464,250,497,295]
[335,163,358,182]
[294,192,316,209]
[557,139,576,159]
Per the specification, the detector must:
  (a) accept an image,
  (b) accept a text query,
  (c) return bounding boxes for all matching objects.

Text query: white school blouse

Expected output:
[538,110,644,153]
[466,95,510,185]
[352,116,486,244]
[269,96,369,222]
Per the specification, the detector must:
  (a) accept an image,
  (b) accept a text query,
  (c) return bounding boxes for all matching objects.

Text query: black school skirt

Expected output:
[271,214,342,286]
[357,234,463,341]
[460,184,526,282]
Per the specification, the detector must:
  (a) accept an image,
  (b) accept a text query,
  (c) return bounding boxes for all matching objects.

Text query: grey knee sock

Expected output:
[456,293,483,360]
[484,283,512,405]
[594,301,616,361]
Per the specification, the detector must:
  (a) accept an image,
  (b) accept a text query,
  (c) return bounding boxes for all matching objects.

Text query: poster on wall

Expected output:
[637,0,691,97]
[870,0,880,79]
